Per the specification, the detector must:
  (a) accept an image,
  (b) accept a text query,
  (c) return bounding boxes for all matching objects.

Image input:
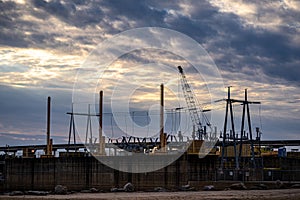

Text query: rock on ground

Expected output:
[203,185,215,191]
[154,187,167,192]
[229,182,247,190]
[9,191,24,196]
[27,191,48,196]
[123,182,134,192]
[54,185,68,195]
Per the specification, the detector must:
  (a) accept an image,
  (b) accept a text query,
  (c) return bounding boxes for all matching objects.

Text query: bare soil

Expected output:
[1,189,300,200]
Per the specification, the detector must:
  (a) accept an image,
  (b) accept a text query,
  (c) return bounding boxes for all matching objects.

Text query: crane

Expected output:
[177,66,211,140]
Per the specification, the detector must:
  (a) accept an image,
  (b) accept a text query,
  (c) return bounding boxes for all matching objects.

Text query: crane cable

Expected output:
[259,104,263,130]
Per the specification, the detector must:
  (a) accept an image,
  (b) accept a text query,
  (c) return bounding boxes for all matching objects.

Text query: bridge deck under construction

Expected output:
[0,139,299,154]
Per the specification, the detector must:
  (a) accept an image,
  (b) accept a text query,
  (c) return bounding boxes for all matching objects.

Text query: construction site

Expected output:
[0,66,300,192]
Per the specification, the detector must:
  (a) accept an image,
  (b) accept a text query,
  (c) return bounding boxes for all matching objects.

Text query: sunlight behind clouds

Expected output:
[209,0,300,32]
[0,47,82,88]
[0,0,299,143]
[209,0,257,17]
[2,0,25,4]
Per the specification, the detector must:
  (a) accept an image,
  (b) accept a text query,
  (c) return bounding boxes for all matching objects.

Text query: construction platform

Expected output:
[0,143,300,191]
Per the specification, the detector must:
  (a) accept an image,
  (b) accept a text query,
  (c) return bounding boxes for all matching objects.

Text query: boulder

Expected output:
[9,191,24,196]
[291,184,300,189]
[123,182,134,192]
[154,187,167,192]
[110,187,125,192]
[275,180,285,189]
[230,182,247,190]
[180,184,195,191]
[54,185,68,195]
[80,190,91,193]
[110,187,119,192]
[203,185,215,191]
[27,190,49,196]
[257,184,268,190]
[89,188,99,193]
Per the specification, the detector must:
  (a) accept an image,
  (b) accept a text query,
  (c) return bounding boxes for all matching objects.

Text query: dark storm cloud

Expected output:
[99,0,215,41]
[0,0,58,48]
[101,0,167,26]
[82,0,299,85]
[208,21,300,84]
[182,3,300,85]
[150,0,219,42]
[0,1,28,47]
[0,1,18,27]
[32,0,74,19]
[97,0,300,85]
[0,0,299,144]
[227,27,299,62]
[1,0,299,83]
[1,0,298,86]
[31,0,104,28]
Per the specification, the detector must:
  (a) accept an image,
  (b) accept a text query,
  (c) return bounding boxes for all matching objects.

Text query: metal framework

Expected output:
[220,87,261,170]
[177,66,210,140]
[220,87,239,169]
[238,89,261,168]
[66,105,77,152]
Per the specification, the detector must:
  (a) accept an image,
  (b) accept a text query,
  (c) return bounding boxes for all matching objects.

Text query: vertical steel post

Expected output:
[160,84,165,149]
[229,91,239,169]
[221,87,229,169]
[239,89,246,160]
[246,89,256,168]
[99,91,104,155]
[46,96,51,155]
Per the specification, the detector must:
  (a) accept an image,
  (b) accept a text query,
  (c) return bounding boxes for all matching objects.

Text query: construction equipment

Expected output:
[177,66,211,140]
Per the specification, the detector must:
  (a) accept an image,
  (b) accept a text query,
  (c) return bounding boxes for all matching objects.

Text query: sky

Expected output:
[0,0,299,146]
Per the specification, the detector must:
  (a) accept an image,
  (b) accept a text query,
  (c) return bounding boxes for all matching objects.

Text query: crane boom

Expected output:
[178,66,209,140]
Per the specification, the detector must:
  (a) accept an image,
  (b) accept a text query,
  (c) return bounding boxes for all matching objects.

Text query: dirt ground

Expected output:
[1,189,300,200]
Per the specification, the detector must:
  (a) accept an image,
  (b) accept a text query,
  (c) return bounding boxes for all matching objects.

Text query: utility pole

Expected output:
[46,96,52,156]
[99,91,105,155]
[160,84,166,151]
[67,103,77,153]
[220,87,239,169]
[220,88,260,170]
[238,89,260,168]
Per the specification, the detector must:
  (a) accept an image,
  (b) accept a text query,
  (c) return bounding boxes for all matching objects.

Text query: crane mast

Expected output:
[178,66,209,140]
